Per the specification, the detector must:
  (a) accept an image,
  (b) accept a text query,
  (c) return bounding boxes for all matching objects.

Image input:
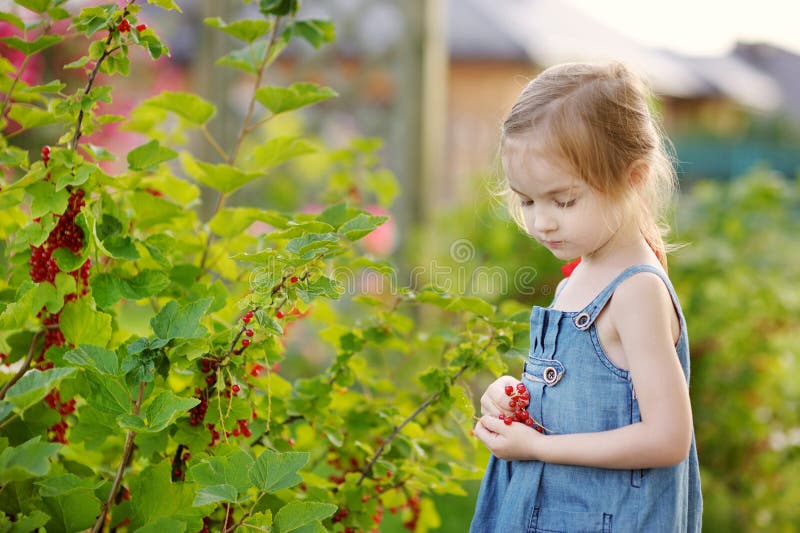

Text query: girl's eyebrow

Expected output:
[509,184,574,197]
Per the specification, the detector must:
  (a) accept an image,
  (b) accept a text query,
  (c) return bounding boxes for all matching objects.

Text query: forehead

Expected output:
[502,136,582,194]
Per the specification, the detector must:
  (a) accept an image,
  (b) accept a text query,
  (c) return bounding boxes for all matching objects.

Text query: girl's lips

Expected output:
[542,240,563,247]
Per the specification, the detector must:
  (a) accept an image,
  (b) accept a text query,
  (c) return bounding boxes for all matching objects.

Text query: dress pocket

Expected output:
[528,506,613,533]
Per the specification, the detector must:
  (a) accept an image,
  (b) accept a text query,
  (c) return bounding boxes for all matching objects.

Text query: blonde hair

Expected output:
[498,61,677,269]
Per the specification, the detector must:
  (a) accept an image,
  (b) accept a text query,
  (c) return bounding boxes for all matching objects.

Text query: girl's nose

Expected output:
[532,208,557,233]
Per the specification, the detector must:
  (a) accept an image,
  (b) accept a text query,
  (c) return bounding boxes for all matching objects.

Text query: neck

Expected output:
[582,216,653,269]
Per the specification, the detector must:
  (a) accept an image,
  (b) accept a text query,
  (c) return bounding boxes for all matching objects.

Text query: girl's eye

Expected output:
[555,199,576,208]
[520,198,534,207]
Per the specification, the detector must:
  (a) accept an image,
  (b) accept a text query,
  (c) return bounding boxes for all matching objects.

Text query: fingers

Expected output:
[479,414,506,434]
[480,376,522,416]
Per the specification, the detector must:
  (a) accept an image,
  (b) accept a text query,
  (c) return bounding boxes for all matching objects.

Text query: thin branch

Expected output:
[229,17,281,165]
[70,0,136,150]
[356,337,494,485]
[0,55,31,120]
[91,381,146,533]
[199,17,283,272]
[0,331,42,401]
[201,124,229,161]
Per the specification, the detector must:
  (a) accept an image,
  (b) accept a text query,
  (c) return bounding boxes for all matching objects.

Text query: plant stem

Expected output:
[0,331,42,401]
[0,55,31,121]
[91,381,146,533]
[199,17,282,272]
[356,337,494,485]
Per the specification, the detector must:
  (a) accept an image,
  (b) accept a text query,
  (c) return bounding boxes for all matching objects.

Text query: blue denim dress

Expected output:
[470,265,702,532]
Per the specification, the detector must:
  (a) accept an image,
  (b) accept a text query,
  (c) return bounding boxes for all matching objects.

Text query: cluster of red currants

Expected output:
[29,183,91,369]
[501,383,545,432]
[29,189,89,285]
[188,388,208,427]
[197,517,211,533]
[44,388,76,444]
[232,310,256,355]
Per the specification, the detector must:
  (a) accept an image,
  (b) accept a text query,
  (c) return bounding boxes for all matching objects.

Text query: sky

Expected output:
[563,0,800,56]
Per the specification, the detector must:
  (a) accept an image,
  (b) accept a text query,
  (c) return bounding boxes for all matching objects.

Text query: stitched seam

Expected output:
[589,326,630,380]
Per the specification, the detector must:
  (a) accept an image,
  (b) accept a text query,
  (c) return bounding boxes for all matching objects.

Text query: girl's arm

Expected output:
[474,273,693,469]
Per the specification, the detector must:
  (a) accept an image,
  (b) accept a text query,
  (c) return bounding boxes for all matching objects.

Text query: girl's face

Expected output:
[502,138,624,261]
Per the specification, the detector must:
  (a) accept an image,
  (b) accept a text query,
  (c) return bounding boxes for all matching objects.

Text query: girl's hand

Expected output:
[480,376,521,418]
[473,414,544,461]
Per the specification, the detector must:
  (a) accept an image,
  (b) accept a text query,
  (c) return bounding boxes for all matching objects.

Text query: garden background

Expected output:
[1,1,799,532]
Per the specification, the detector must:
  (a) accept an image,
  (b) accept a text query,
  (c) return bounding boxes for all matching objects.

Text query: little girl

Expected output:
[470,62,702,532]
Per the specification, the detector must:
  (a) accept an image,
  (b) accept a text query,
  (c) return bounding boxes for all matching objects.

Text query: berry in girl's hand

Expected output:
[500,381,547,432]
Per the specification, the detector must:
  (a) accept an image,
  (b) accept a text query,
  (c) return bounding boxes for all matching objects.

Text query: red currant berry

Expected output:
[231,384,240,394]
[503,416,513,425]
[290,276,298,283]
[276,310,284,319]
[245,329,254,337]
[135,23,147,31]
[241,339,250,348]
[242,315,251,324]
[504,385,514,396]
[516,383,526,393]
[183,452,191,461]
[118,19,131,32]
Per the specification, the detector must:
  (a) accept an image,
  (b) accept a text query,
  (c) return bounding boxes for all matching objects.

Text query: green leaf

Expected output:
[208,207,286,238]
[36,473,101,497]
[4,368,76,413]
[0,11,25,29]
[252,136,317,170]
[274,501,337,533]
[216,41,268,74]
[143,91,215,126]
[127,139,178,170]
[8,104,60,129]
[51,248,87,272]
[0,401,12,423]
[0,35,61,55]
[446,296,495,317]
[119,391,199,433]
[130,463,199,528]
[259,0,298,16]
[1,510,50,532]
[204,17,272,42]
[285,233,338,258]
[180,155,262,195]
[84,372,130,416]
[189,450,253,494]
[249,449,309,493]
[0,145,28,167]
[147,0,183,12]
[89,273,124,308]
[0,437,60,483]
[134,517,187,533]
[41,487,102,533]
[192,484,238,506]
[339,213,387,241]
[59,299,112,346]
[150,298,213,341]
[121,270,170,299]
[12,0,50,13]
[255,83,337,115]
[290,19,335,49]
[27,180,69,218]
[63,344,120,376]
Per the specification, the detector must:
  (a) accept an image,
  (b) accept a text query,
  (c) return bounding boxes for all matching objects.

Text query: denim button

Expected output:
[543,366,559,385]
[574,312,591,329]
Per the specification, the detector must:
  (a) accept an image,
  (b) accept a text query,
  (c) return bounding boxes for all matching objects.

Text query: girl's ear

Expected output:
[627,160,649,188]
